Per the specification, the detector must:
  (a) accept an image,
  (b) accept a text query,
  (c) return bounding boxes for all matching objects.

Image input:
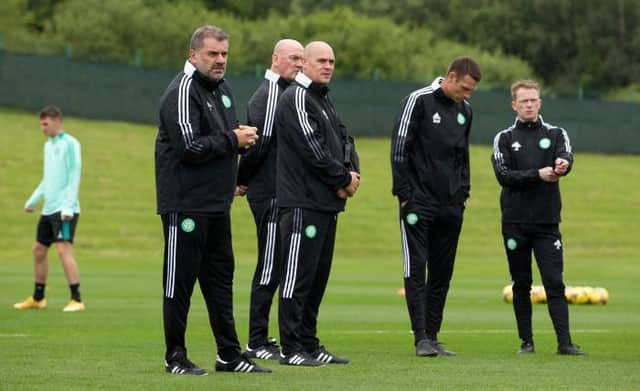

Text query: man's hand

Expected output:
[554,158,569,175]
[234,125,259,149]
[235,185,248,196]
[344,171,360,196]
[336,188,348,199]
[25,207,34,213]
[538,166,559,182]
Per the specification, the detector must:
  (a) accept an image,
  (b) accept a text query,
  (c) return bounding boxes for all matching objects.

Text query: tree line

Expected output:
[1,0,638,97]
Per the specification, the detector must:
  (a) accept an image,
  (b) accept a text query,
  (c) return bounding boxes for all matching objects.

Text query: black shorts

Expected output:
[36,212,79,246]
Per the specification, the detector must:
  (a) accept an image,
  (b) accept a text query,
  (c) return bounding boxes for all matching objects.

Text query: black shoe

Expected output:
[518,340,535,354]
[279,352,326,367]
[215,353,272,373]
[245,337,281,360]
[558,344,587,355]
[308,345,349,364]
[415,339,438,357]
[165,350,208,375]
[427,339,456,356]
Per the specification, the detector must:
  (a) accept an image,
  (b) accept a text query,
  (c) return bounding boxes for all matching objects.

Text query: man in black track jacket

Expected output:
[391,57,481,357]
[155,25,270,375]
[491,79,586,356]
[236,39,304,361]
[274,41,360,367]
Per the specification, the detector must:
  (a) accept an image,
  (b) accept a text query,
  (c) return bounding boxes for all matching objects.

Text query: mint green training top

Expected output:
[24,131,81,216]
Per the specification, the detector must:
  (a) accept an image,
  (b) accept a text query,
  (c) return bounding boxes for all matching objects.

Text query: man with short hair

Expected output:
[391,57,481,357]
[274,41,360,366]
[491,79,586,356]
[237,39,304,361]
[14,105,85,313]
[155,25,270,375]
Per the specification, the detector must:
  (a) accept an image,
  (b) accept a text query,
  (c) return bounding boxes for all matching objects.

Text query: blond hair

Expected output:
[510,80,540,100]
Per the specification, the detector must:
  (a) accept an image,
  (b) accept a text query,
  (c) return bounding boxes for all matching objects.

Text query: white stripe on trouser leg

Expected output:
[400,221,410,278]
[165,213,177,298]
[259,221,277,285]
[260,201,278,285]
[169,213,177,297]
[283,233,301,298]
[283,209,303,298]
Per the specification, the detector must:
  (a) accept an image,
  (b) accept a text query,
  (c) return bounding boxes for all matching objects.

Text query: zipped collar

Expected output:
[265,69,292,89]
[515,116,543,130]
[295,72,329,96]
[265,69,279,82]
[433,76,456,106]
[183,60,225,91]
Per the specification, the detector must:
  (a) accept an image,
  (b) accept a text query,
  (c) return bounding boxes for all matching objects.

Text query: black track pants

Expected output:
[400,204,464,344]
[278,208,337,355]
[161,212,241,361]
[502,222,571,346]
[247,198,282,348]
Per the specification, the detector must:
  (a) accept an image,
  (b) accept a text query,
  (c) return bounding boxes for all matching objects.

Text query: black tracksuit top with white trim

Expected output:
[275,73,360,213]
[155,61,240,215]
[391,77,472,209]
[491,116,574,224]
[237,70,290,201]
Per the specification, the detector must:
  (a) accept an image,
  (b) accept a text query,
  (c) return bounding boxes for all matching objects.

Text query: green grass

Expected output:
[1,107,639,390]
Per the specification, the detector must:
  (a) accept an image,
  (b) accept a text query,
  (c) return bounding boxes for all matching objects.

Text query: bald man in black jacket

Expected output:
[274,41,360,367]
[237,39,304,361]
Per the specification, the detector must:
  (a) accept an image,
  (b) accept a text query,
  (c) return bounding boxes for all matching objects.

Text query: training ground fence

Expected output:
[1,52,638,154]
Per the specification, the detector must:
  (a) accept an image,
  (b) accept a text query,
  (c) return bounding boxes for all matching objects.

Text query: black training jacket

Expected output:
[275,72,360,213]
[155,61,240,214]
[391,77,472,212]
[237,69,290,201]
[491,116,573,223]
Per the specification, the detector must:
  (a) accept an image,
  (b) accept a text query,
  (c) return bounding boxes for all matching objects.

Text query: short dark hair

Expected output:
[190,25,228,51]
[447,57,482,82]
[39,105,63,119]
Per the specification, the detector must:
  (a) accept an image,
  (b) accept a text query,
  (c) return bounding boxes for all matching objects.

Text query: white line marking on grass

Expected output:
[333,329,610,335]
[0,333,28,337]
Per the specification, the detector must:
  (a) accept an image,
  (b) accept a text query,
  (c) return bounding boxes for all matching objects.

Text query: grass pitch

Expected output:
[1,108,639,390]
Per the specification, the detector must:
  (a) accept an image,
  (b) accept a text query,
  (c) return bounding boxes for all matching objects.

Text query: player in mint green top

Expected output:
[14,106,85,312]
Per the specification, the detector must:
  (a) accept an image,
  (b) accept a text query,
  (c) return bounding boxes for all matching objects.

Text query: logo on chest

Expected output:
[432,112,441,124]
[221,94,232,108]
[457,112,466,125]
[511,141,522,151]
[539,137,551,149]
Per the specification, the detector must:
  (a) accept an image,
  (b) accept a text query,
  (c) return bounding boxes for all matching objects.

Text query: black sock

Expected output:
[33,283,46,301]
[70,283,81,302]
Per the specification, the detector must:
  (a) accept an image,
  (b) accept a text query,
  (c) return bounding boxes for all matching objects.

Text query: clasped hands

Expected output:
[336,171,360,199]
[234,125,259,149]
[538,158,569,182]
